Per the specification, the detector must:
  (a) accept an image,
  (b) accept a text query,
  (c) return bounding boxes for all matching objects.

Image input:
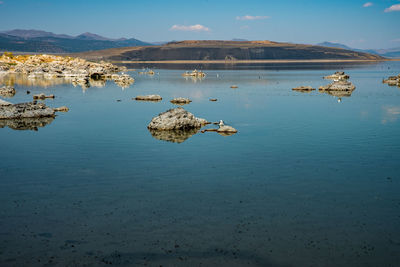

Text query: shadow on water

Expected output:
[148,128,200,143]
[0,117,55,131]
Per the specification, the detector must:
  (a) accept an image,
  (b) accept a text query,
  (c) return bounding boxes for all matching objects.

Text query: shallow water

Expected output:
[1,62,400,267]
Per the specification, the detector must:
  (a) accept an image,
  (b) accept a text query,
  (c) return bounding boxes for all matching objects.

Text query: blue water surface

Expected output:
[0,62,399,267]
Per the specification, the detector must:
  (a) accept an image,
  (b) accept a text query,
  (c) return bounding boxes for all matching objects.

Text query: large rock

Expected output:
[319,80,356,91]
[147,107,208,130]
[170,97,192,105]
[0,86,16,97]
[0,102,55,119]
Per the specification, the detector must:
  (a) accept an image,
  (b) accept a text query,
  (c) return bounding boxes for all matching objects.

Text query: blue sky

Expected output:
[0,0,399,49]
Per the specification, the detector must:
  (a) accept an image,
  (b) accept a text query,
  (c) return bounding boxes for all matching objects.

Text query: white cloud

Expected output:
[363,2,373,7]
[236,15,269,21]
[170,24,210,32]
[385,4,400,12]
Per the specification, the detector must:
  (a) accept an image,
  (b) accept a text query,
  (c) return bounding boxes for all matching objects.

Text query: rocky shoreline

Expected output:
[0,54,134,89]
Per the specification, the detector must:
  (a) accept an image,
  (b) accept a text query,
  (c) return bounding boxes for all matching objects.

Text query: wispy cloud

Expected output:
[236,15,269,21]
[170,24,210,32]
[384,4,400,12]
[363,2,373,7]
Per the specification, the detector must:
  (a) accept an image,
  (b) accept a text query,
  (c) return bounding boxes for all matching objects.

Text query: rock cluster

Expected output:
[113,74,135,88]
[319,80,356,91]
[170,97,192,105]
[0,86,16,97]
[323,71,350,80]
[383,74,400,87]
[0,54,134,88]
[147,107,208,130]
[0,102,55,119]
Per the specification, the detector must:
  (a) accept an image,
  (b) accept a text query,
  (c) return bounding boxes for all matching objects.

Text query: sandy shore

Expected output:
[113,59,397,64]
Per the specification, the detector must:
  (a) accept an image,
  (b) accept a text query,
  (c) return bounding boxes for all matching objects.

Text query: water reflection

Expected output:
[0,117,54,131]
[120,61,381,71]
[0,73,130,89]
[148,128,200,143]
[319,90,354,98]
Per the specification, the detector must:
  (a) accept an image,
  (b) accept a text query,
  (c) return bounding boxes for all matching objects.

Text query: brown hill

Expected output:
[76,40,384,61]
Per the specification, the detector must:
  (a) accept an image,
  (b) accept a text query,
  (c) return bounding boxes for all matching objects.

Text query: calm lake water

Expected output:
[1,62,400,267]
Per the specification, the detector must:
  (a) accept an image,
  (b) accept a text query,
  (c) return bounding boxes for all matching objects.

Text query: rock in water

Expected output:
[0,86,16,98]
[217,125,238,133]
[170,97,192,105]
[135,95,162,101]
[53,106,69,112]
[33,93,55,100]
[319,81,356,91]
[147,107,208,130]
[323,71,350,80]
[0,102,55,119]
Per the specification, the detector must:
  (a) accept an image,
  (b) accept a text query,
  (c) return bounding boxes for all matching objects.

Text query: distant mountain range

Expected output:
[0,29,151,53]
[317,42,400,58]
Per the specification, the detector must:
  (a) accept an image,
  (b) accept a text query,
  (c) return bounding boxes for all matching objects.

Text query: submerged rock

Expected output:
[0,86,16,98]
[170,97,192,105]
[0,117,54,131]
[324,71,350,80]
[148,128,199,143]
[0,102,55,119]
[147,107,208,130]
[292,86,315,92]
[319,80,356,91]
[135,95,162,101]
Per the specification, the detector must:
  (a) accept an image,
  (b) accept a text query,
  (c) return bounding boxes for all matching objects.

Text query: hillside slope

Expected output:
[77,40,384,61]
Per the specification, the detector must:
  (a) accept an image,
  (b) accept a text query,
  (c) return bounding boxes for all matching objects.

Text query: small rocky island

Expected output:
[383,74,400,87]
[323,71,350,80]
[148,107,209,131]
[0,53,134,88]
